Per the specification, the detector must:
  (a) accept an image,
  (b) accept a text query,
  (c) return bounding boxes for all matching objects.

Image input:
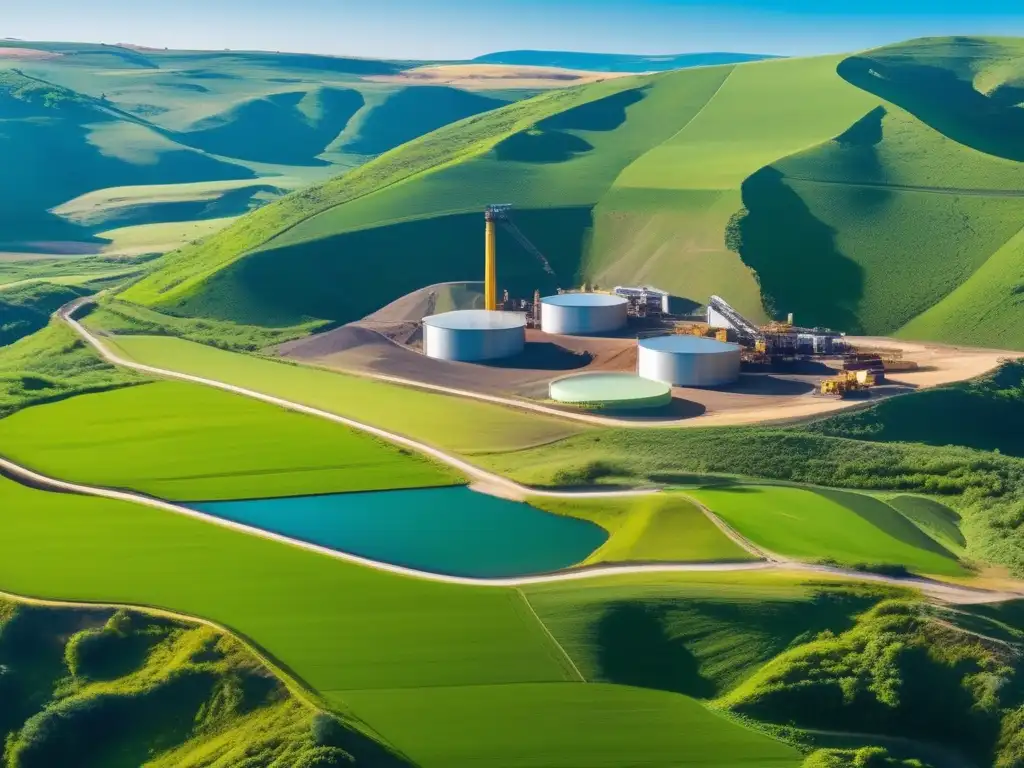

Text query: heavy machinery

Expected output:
[818,369,876,398]
[484,204,556,310]
[707,295,844,360]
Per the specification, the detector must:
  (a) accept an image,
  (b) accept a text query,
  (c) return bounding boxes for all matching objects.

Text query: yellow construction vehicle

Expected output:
[818,369,876,398]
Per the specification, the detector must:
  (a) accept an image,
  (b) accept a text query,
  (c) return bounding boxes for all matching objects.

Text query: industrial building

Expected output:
[549,372,672,411]
[540,293,628,335]
[613,285,671,315]
[422,310,526,362]
[638,335,742,387]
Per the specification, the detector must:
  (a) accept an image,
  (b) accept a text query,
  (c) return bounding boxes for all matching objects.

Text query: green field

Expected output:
[0,380,460,500]
[339,683,801,768]
[116,36,1024,349]
[535,494,756,564]
[0,475,577,693]
[104,334,586,453]
[691,486,967,576]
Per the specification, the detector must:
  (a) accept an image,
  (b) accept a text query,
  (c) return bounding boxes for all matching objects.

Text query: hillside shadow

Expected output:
[179,88,365,165]
[343,86,508,156]
[596,602,715,698]
[838,54,1024,161]
[494,129,594,163]
[542,87,646,131]
[218,207,594,326]
[493,87,646,164]
[730,165,864,332]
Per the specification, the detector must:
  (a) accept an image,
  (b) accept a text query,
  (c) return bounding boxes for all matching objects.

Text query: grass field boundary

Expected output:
[516,588,587,682]
[681,492,777,562]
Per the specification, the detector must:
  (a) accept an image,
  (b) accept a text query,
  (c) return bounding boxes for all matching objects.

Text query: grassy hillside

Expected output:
[0,41,546,257]
[0,598,396,768]
[118,36,1024,348]
[0,380,461,499]
[690,486,966,576]
[0,322,141,419]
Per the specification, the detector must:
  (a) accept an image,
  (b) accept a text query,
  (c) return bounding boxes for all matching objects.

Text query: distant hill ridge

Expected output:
[471,50,779,72]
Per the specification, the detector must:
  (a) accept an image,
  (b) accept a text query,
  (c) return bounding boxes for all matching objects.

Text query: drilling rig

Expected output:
[483,204,555,311]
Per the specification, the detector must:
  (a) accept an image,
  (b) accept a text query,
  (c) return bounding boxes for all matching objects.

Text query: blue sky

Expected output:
[4,0,1022,59]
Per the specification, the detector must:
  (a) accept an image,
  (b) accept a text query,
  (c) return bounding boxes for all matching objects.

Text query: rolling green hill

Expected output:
[0,41,552,258]
[120,36,1024,349]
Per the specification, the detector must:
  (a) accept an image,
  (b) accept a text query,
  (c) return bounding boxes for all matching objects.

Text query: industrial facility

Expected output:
[706,295,843,358]
[549,373,671,411]
[408,204,906,407]
[540,293,628,336]
[422,309,526,362]
[638,335,742,387]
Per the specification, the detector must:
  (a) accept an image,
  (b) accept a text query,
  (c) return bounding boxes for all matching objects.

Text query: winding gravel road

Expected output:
[11,297,1012,605]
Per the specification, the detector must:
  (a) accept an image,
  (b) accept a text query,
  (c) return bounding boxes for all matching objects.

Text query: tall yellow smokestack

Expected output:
[484,210,498,311]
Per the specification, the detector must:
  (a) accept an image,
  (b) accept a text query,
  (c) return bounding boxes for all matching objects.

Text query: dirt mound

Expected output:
[363,281,485,325]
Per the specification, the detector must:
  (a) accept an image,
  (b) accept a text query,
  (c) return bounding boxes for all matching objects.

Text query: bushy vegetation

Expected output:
[0,598,398,768]
[807,360,1024,456]
[723,600,1024,767]
[802,748,932,768]
[0,322,141,419]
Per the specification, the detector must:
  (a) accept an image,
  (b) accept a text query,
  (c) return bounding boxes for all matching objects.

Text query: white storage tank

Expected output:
[423,310,526,362]
[540,293,628,336]
[638,335,741,387]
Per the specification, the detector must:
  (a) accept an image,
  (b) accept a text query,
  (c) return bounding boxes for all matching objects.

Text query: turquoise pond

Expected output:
[188,487,608,578]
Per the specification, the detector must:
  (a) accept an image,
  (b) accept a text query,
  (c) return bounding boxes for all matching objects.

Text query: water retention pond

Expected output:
[189,486,607,578]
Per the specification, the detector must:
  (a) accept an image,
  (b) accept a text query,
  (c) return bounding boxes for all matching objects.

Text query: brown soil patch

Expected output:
[366,64,631,90]
[0,47,61,60]
[276,320,1021,428]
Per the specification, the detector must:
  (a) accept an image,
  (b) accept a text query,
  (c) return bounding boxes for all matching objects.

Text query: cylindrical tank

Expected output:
[540,293,628,335]
[637,335,741,387]
[549,373,671,411]
[423,310,526,362]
